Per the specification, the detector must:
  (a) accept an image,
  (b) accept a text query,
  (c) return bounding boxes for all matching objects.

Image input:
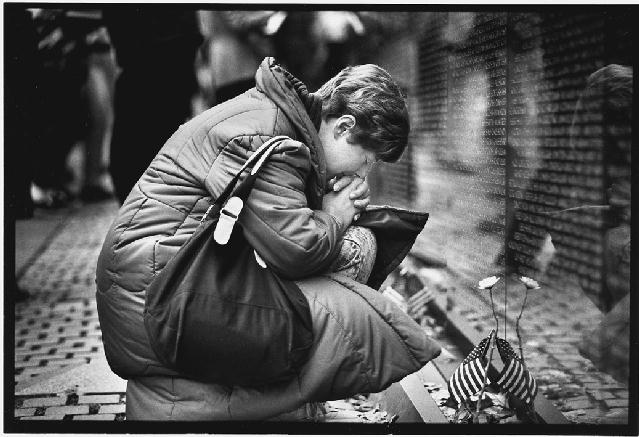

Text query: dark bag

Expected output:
[143,136,314,386]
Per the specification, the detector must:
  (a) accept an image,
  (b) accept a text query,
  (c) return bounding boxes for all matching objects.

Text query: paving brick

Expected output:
[47,320,86,329]
[98,404,126,414]
[563,399,594,411]
[57,338,103,348]
[613,389,629,399]
[39,326,68,334]
[73,414,116,421]
[604,408,628,418]
[45,405,90,416]
[78,395,120,405]
[604,398,628,409]
[585,383,627,391]
[550,337,582,344]
[14,408,37,417]
[56,337,91,345]
[54,347,93,354]
[29,354,71,361]
[568,368,588,375]
[15,332,46,341]
[600,374,622,384]
[51,302,86,311]
[543,345,571,353]
[15,361,47,369]
[32,362,70,371]
[21,415,66,420]
[578,408,605,417]
[21,396,66,408]
[588,390,615,401]
[600,415,629,425]
[14,347,31,355]
[15,372,42,382]
[72,350,103,357]
[21,339,61,348]
[577,376,602,384]
[48,311,86,319]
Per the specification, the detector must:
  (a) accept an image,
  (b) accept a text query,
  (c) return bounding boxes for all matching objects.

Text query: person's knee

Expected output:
[330,226,377,284]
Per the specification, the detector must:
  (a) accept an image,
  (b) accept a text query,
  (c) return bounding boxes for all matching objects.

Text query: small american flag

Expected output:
[447,332,493,406]
[495,338,538,406]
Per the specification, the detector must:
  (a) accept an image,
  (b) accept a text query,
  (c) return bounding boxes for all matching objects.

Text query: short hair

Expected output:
[314,64,410,163]
[580,64,632,126]
[571,64,632,165]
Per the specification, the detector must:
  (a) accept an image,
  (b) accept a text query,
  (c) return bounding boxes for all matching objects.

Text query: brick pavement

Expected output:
[13,201,128,421]
[15,202,116,387]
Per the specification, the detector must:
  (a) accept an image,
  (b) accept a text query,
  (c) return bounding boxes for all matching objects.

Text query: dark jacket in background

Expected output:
[104,8,203,203]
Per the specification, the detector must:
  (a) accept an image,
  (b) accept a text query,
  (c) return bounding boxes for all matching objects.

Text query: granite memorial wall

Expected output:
[373,10,632,314]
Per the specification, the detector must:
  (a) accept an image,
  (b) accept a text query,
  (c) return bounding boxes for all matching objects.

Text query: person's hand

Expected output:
[322,177,361,231]
[329,175,370,220]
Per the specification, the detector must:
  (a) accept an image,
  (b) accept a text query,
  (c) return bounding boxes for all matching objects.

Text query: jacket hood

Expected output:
[255,57,327,190]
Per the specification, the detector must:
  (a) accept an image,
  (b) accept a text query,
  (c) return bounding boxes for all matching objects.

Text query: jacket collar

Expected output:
[279,68,323,131]
[255,57,326,200]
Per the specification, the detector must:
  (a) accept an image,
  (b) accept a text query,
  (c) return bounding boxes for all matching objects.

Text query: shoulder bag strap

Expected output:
[207,136,289,246]
[204,135,289,219]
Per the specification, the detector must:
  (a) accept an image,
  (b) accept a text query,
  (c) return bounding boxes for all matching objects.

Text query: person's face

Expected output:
[318,115,377,182]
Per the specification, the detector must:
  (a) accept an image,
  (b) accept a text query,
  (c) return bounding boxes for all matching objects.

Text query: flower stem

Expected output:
[473,329,496,423]
[515,287,529,366]
[504,280,507,341]
[489,289,499,337]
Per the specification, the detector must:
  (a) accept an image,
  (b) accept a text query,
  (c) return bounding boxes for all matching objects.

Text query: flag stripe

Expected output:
[448,358,488,405]
[459,368,474,395]
[454,368,468,403]
[468,360,484,389]
[514,379,527,398]
[457,362,474,397]
[447,334,494,406]
[504,361,523,389]
[497,359,516,386]
[450,368,464,404]
[495,338,538,406]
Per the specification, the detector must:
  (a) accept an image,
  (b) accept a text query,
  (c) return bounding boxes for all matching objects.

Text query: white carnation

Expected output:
[520,276,540,289]
[478,276,501,290]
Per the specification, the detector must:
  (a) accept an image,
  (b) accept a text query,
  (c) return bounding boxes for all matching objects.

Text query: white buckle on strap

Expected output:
[214,197,243,245]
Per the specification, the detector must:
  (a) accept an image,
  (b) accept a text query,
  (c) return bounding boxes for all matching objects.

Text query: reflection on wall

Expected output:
[372,11,631,312]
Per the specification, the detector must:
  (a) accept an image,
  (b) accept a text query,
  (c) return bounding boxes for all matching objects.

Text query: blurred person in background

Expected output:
[196,11,276,109]
[28,8,116,206]
[272,11,401,91]
[194,10,405,111]
[500,63,631,382]
[79,23,118,202]
[103,8,203,204]
[574,64,632,384]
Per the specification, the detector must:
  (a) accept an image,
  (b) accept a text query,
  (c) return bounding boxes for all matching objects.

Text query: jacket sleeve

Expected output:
[206,135,344,279]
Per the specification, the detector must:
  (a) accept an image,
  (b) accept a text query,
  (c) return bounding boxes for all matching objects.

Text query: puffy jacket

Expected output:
[96,57,440,420]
